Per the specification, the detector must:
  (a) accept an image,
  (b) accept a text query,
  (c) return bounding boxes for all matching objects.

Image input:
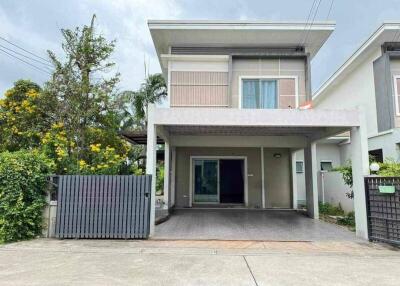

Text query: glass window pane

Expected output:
[194,160,218,203]
[320,161,333,171]
[296,161,304,173]
[260,80,277,109]
[242,80,259,108]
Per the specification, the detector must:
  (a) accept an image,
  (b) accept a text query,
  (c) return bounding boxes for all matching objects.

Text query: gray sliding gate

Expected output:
[55,175,151,239]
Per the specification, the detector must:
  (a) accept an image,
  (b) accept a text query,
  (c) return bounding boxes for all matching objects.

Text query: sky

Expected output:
[1,0,400,97]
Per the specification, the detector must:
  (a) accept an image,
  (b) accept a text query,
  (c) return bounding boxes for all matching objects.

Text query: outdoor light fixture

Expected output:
[370,162,380,174]
[273,153,282,158]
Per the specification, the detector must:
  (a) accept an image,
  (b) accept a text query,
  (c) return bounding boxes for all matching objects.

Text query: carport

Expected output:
[154,209,358,241]
[147,106,370,240]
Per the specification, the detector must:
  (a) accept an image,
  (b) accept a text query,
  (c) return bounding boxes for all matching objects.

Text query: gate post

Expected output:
[146,104,157,237]
[351,107,369,239]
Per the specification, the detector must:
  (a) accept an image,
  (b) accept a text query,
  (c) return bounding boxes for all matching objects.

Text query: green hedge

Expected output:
[0,151,54,242]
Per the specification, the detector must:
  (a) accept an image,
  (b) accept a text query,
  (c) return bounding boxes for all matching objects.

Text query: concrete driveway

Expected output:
[155,209,358,241]
[0,239,399,286]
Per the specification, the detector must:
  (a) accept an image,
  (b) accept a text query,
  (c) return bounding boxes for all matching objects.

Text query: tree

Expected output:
[0,80,52,152]
[42,15,130,174]
[131,73,167,126]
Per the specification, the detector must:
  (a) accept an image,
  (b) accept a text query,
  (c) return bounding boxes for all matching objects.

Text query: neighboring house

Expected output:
[145,20,369,239]
[299,23,400,212]
[314,22,400,161]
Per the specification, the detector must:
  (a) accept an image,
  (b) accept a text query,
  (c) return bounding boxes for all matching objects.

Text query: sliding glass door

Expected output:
[193,159,219,203]
[242,79,277,109]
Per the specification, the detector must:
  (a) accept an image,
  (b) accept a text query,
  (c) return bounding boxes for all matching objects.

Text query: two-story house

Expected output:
[145,20,369,239]
[314,22,400,162]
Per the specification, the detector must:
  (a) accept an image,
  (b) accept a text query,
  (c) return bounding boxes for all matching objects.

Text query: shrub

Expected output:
[378,159,400,177]
[337,211,355,227]
[156,162,164,195]
[319,202,345,216]
[0,150,54,242]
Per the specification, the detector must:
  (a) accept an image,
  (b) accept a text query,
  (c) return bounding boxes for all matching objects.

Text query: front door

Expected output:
[219,159,244,204]
[192,158,244,205]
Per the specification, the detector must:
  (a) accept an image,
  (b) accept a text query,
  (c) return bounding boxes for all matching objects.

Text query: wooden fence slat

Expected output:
[65,175,72,238]
[110,176,116,239]
[126,176,133,238]
[115,176,122,238]
[143,175,151,237]
[122,175,128,238]
[139,176,146,238]
[102,176,111,238]
[55,176,64,237]
[89,176,95,238]
[81,176,88,238]
[98,175,105,238]
[134,176,140,238]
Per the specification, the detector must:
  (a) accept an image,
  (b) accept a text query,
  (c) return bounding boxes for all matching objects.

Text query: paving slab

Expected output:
[0,239,399,286]
[155,209,359,241]
[245,254,400,286]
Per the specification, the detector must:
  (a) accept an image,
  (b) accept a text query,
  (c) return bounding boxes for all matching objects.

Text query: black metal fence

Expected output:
[365,176,400,245]
[54,175,152,239]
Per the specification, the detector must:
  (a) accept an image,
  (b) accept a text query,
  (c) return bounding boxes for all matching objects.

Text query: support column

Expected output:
[291,150,298,210]
[304,141,319,219]
[261,147,266,208]
[170,146,176,208]
[163,141,170,210]
[351,108,369,239]
[146,104,157,237]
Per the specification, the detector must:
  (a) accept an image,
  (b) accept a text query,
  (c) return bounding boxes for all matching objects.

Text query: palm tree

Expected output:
[132,73,167,127]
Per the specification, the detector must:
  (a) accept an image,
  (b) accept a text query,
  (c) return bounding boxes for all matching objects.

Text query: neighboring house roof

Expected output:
[120,130,165,145]
[313,22,400,104]
[148,20,335,70]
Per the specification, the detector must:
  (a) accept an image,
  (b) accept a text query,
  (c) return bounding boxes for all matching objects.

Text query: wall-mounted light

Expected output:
[370,162,380,174]
[273,153,282,158]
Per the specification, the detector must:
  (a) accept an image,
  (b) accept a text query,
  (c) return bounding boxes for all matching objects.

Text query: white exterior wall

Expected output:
[295,143,352,211]
[314,47,381,136]
[319,172,353,213]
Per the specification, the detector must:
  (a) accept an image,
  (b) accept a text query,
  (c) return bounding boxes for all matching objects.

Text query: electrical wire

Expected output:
[303,0,322,46]
[299,0,317,48]
[0,47,52,75]
[326,0,334,20]
[0,35,52,64]
[0,43,53,68]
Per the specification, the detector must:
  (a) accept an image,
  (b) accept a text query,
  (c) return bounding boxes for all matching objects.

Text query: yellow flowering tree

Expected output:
[0,80,52,151]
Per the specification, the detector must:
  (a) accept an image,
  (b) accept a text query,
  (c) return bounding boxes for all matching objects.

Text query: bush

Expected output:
[156,162,164,195]
[319,202,345,216]
[0,150,54,242]
[378,159,400,177]
[337,211,355,227]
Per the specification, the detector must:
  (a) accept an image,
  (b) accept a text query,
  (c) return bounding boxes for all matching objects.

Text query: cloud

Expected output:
[0,0,182,95]
[87,0,182,91]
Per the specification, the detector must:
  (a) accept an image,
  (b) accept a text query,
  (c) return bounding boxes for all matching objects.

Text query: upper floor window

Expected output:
[241,77,299,109]
[242,79,277,109]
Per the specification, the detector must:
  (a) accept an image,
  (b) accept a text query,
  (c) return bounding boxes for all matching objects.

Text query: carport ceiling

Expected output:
[165,125,336,137]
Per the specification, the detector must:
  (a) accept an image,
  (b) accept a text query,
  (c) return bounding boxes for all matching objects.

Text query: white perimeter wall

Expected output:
[295,143,353,212]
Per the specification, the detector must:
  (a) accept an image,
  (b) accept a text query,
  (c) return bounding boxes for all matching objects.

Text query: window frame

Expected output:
[393,75,400,116]
[320,160,333,172]
[295,161,304,174]
[239,75,299,109]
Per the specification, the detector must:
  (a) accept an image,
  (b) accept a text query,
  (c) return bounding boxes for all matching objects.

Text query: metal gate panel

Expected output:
[55,175,151,239]
[365,176,400,245]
